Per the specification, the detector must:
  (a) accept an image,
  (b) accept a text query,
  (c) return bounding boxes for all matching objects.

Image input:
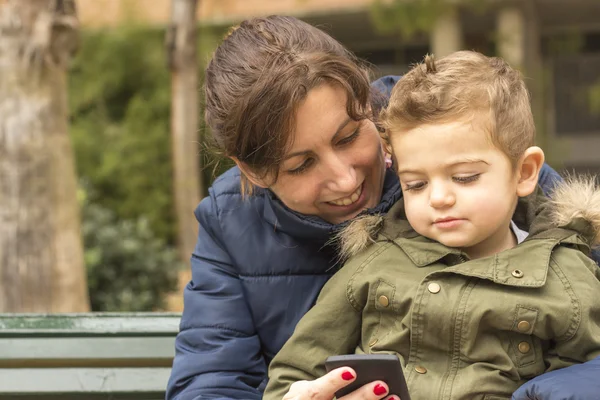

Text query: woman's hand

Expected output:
[282,367,400,400]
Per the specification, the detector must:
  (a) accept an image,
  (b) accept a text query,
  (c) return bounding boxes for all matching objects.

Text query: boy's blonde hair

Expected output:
[380,51,535,165]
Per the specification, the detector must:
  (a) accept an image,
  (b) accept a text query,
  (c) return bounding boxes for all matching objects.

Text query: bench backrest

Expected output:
[0,313,181,399]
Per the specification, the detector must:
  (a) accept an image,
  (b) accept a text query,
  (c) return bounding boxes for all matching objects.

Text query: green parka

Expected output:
[264,177,600,400]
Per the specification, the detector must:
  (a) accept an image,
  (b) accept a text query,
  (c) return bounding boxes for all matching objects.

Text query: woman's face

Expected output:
[266,84,386,224]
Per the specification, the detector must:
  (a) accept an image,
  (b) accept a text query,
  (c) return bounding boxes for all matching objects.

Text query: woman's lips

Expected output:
[327,184,363,206]
[326,182,368,212]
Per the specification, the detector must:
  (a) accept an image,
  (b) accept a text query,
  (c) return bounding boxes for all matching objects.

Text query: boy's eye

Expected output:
[288,158,314,175]
[404,181,427,192]
[453,174,481,184]
[337,128,360,146]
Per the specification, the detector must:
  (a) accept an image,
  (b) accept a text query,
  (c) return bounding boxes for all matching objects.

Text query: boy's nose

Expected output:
[429,184,456,208]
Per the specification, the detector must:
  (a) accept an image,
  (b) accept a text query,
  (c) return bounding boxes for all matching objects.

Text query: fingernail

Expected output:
[373,384,387,396]
[341,371,354,381]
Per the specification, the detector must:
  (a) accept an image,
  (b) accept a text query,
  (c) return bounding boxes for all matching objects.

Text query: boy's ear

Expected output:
[516,146,545,197]
[230,157,269,188]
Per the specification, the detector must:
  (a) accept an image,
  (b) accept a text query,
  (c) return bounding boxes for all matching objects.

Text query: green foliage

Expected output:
[69,26,232,310]
[82,195,181,312]
[369,0,486,39]
[69,26,230,246]
[69,27,176,243]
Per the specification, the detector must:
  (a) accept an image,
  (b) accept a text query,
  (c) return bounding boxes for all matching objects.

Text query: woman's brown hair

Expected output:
[204,15,376,194]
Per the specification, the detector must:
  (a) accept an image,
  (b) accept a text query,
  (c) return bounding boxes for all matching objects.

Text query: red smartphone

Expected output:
[325,354,411,400]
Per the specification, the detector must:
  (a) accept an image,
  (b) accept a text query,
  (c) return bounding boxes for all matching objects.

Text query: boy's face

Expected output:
[391,119,520,259]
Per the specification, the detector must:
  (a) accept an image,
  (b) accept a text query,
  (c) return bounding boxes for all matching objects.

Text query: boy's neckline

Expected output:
[510,220,529,245]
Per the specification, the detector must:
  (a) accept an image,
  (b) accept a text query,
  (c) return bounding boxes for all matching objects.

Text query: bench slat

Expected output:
[0,313,180,397]
[0,313,180,336]
[0,337,174,367]
[0,367,170,397]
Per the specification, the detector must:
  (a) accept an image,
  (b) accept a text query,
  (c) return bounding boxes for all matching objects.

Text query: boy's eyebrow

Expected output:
[283,117,352,161]
[444,158,490,167]
[397,159,489,175]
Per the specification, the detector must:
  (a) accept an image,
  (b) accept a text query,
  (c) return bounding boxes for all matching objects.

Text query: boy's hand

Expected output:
[282,367,400,400]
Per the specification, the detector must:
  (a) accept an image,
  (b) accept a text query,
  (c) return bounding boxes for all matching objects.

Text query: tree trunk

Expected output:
[166,0,202,263]
[0,0,90,312]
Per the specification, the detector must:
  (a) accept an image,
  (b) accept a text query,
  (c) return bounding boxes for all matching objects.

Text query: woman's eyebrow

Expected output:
[283,117,353,160]
[331,117,353,141]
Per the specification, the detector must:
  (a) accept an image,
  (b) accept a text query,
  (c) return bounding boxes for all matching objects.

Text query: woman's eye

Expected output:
[453,174,481,184]
[404,181,426,192]
[337,128,360,146]
[288,158,314,175]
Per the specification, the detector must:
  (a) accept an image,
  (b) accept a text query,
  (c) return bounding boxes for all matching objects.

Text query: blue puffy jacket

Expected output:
[166,76,599,400]
[166,165,401,400]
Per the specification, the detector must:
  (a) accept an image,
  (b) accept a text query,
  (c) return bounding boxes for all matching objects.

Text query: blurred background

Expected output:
[1,0,599,314]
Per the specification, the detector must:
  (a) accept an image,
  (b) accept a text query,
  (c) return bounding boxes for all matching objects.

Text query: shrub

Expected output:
[82,197,181,312]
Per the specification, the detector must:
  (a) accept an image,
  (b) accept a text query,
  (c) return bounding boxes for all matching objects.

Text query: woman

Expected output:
[166,15,599,400]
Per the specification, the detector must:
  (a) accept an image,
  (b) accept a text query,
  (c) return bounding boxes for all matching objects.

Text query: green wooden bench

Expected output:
[0,313,181,399]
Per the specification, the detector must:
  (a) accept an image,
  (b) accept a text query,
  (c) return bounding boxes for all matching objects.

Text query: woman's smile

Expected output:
[327,182,363,207]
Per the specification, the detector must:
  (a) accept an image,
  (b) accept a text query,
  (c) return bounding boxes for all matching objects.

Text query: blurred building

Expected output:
[78,0,600,173]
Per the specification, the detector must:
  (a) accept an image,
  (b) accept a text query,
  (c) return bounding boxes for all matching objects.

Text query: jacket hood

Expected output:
[548,175,600,247]
[335,175,600,260]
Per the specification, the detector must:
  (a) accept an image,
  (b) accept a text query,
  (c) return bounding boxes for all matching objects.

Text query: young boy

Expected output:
[263,51,600,400]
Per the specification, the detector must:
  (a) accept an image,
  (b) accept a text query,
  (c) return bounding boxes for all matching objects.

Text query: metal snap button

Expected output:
[511,269,524,278]
[414,366,427,374]
[427,282,441,294]
[518,341,531,353]
[517,320,531,332]
[378,295,389,307]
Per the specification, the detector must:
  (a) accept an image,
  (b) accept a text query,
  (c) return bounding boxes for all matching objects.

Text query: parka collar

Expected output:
[260,168,402,242]
[381,188,586,287]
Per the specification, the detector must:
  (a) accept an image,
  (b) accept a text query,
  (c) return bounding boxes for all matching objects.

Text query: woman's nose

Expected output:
[325,157,357,193]
[429,183,455,208]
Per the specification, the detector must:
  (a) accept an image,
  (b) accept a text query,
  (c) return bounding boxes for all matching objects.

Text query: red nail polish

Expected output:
[373,384,387,396]
[341,371,354,381]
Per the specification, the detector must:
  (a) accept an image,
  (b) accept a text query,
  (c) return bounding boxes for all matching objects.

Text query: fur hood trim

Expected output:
[331,214,384,261]
[549,174,600,247]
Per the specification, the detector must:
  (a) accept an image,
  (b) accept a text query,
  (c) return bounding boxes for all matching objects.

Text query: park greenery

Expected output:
[69,26,229,310]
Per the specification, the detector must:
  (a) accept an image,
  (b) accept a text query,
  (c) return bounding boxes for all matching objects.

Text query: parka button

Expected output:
[378,295,389,307]
[511,269,524,278]
[414,366,427,374]
[427,282,441,294]
[518,342,531,353]
[517,320,531,332]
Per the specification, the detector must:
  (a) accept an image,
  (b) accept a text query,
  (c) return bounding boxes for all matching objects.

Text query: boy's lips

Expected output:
[433,217,465,229]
